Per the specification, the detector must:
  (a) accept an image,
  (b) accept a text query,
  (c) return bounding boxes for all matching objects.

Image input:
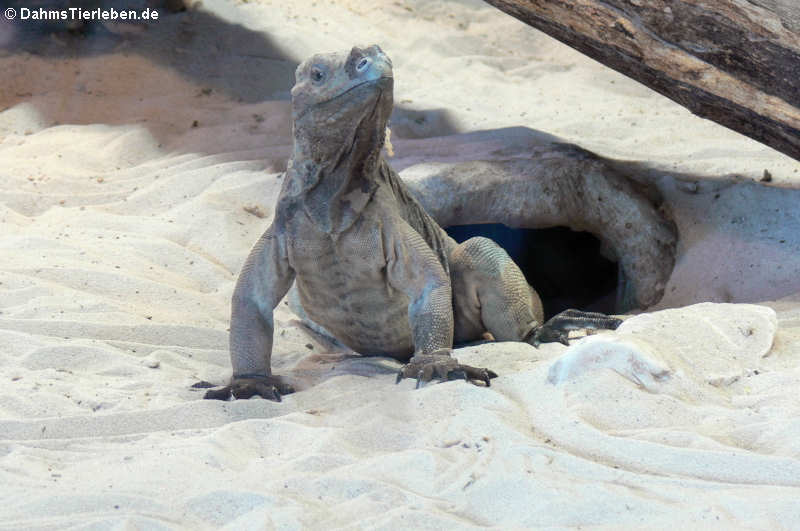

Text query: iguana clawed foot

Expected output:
[396,351,498,388]
[202,375,295,402]
[527,309,623,347]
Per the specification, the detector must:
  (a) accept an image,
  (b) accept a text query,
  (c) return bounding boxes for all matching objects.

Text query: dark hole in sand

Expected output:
[444,224,619,319]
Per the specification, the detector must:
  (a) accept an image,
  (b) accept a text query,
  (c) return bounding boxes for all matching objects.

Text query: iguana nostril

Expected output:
[357,58,369,71]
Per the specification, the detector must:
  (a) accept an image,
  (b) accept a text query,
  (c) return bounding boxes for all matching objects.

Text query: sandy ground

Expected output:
[2,0,800,528]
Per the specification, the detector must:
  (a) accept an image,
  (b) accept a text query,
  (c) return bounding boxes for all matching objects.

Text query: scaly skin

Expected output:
[204,45,621,401]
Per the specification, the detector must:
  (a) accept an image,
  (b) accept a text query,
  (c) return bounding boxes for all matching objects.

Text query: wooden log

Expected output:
[484,0,800,161]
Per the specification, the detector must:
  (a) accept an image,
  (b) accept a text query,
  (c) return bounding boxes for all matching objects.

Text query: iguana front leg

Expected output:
[204,226,296,401]
[386,222,497,387]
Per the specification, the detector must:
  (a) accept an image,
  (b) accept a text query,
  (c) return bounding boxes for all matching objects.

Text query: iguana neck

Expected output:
[288,116,386,234]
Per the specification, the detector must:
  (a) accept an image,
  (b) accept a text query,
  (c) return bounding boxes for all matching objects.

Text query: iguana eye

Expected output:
[310,67,326,84]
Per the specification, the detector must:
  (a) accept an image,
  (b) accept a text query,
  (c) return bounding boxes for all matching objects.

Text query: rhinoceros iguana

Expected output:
[204,45,621,401]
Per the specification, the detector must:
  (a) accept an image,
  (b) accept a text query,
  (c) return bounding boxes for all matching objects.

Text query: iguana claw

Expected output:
[202,375,295,402]
[396,353,497,388]
[527,309,623,347]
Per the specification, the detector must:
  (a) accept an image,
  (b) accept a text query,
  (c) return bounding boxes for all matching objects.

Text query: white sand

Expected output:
[2,0,800,528]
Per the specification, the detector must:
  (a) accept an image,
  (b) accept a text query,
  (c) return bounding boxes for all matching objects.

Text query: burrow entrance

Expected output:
[445,224,618,320]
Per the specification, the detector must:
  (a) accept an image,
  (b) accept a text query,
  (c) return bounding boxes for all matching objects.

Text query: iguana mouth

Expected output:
[295,76,393,120]
[330,75,392,105]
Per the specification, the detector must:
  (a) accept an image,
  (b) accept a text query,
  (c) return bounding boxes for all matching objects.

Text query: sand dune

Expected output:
[2,0,800,528]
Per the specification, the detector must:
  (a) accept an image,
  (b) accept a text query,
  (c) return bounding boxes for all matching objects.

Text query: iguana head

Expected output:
[290,45,394,166]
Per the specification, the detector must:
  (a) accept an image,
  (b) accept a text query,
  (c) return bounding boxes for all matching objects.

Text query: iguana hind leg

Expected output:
[449,237,622,349]
[450,236,543,343]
